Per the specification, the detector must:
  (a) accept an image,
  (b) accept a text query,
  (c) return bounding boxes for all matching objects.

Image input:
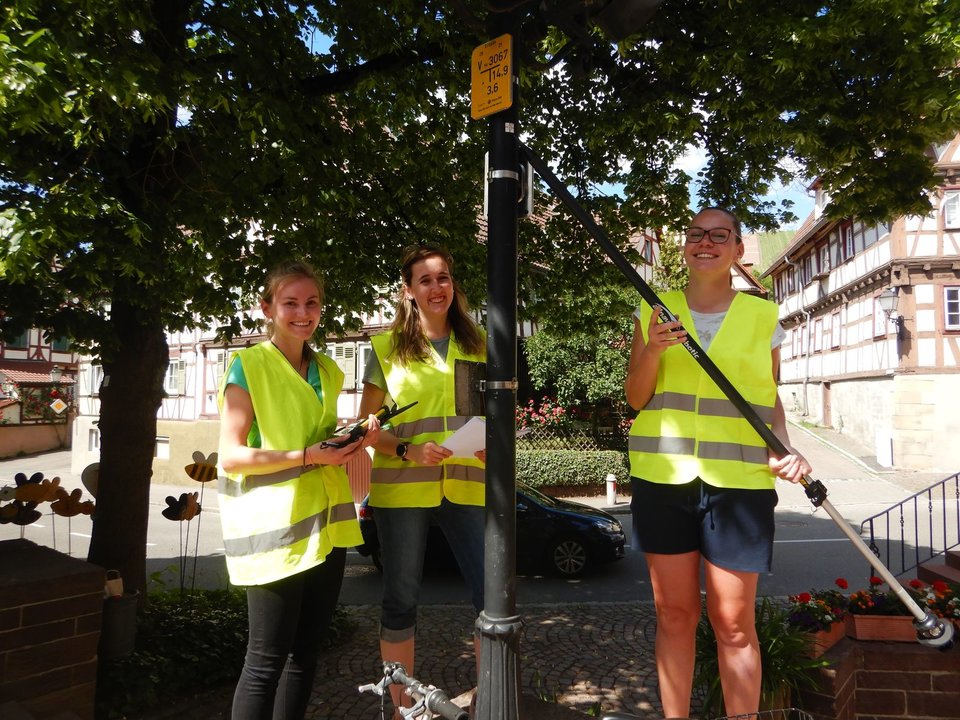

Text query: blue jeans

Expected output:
[375,500,484,641]
[232,548,345,720]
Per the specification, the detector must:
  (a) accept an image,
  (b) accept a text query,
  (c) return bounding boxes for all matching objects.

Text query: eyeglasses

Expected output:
[684,227,738,244]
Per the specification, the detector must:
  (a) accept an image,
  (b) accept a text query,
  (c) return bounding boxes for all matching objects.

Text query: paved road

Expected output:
[0,420,943,601]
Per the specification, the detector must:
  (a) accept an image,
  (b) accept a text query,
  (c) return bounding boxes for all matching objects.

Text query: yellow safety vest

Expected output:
[217,341,361,586]
[369,331,486,508]
[629,291,779,490]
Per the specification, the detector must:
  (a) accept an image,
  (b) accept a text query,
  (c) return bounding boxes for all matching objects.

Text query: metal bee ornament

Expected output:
[161,492,202,522]
[184,451,218,483]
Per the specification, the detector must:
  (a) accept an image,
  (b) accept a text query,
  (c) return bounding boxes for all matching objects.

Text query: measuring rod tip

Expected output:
[916,615,954,650]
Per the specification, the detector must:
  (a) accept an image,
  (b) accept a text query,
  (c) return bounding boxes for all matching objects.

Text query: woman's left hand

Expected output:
[361,414,381,450]
[768,447,811,484]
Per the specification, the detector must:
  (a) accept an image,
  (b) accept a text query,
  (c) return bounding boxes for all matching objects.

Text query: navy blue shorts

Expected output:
[630,476,778,573]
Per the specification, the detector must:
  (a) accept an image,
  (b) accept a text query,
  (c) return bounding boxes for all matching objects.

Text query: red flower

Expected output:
[909,579,924,589]
[932,580,949,594]
[796,592,812,603]
[835,578,848,590]
[869,576,883,587]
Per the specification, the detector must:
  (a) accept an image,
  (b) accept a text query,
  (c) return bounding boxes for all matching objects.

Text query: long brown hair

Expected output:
[388,245,484,366]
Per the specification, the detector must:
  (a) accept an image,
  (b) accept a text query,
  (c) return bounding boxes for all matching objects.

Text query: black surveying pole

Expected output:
[475,5,521,720]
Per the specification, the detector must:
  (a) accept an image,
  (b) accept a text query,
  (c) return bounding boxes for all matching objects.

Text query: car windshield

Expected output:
[517,482,561,507]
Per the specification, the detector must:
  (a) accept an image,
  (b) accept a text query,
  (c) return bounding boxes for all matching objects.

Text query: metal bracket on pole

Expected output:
[519,140,954,651]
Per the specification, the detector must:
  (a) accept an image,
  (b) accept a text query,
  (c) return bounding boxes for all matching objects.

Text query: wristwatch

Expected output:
[396,442,409,461]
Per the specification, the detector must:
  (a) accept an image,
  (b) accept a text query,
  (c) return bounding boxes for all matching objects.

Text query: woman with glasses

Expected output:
[625,207,810,717]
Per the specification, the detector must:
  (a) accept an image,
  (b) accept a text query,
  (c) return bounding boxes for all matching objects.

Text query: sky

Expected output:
[674,144,815,231]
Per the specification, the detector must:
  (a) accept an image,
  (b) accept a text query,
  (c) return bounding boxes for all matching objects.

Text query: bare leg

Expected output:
[704,560,761,716]
[381,636,415,720]
[646,551,702,719]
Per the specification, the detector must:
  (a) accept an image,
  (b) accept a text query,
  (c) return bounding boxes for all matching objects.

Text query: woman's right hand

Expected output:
[644,305,687,356]
[307,435,367,466]
[407,441,452,466]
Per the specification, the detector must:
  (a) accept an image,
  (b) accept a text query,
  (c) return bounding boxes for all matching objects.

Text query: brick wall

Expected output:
[0,539,105,720]
[799,636,960,720]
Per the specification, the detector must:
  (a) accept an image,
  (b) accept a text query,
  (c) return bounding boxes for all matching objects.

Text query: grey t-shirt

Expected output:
[362,336,451,390]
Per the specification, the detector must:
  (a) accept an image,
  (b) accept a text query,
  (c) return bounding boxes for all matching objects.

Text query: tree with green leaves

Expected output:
[523,274,635,412]
[2,0,957,592]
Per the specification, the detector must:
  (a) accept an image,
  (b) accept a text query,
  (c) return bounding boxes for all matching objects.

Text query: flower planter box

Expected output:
[845,613,916,642]
[811,620,846,656]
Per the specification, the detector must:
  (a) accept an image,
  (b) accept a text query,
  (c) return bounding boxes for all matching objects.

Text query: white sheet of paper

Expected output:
[441,417,486,458]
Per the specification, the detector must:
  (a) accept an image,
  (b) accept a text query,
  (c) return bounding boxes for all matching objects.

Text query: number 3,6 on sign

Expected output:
[471,34,513,120]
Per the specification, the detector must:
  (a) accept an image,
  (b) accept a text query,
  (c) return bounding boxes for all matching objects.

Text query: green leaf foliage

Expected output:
[694,597,829,716]
[2,0,957,589]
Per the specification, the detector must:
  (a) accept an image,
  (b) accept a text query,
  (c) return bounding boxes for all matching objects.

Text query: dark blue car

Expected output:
[356,481,625,577]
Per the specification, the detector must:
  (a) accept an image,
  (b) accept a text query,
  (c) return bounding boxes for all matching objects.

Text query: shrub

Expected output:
[516,449,628,491]
[695,597,828,716]
[95,588,355,718]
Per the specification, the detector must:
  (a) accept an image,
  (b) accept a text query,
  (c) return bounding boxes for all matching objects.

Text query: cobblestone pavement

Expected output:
[307,603,663,720]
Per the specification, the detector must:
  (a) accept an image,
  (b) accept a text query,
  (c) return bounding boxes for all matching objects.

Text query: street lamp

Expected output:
[877,287,905,341]
[50,365,63,383]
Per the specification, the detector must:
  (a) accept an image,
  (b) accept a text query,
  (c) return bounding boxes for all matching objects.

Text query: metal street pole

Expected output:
[475,7,521,720]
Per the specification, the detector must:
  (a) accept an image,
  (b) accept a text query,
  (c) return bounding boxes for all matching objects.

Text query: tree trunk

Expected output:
[87,299,168,596]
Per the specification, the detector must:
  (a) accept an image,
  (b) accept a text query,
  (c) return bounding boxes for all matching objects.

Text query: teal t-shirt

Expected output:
[224,355,323,448]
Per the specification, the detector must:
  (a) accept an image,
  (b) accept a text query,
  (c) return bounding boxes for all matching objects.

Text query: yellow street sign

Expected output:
[471,34,513,120]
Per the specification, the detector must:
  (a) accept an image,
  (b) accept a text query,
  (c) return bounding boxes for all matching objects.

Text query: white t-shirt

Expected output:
[633,307,786,353]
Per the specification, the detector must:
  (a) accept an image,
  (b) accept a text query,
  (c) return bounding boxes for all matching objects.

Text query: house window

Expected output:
[839,222,855,261]
[874,294,889,337]
[88,428,100,452]
[944,191,960,230]
[830,311,841,349]
[155,436,170,460]
[817,244,830,277]
[813,318,823,353]
[88,365,104,396]
[6,330,28,348]
[327,342,357,390]
[801,254,813,285]
[164,360,186,396]
[946,287,960,330]
[51,337,71,352]
[356,341,372,390]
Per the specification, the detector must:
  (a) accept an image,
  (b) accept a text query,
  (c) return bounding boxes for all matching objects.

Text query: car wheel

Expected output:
[371,546,383,572]
[549,537,588,577]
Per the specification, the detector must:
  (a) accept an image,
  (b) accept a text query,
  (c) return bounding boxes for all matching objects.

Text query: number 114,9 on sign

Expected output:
[471,34,513,120]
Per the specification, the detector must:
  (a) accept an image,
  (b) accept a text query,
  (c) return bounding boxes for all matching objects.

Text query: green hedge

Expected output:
[516,449,629,491]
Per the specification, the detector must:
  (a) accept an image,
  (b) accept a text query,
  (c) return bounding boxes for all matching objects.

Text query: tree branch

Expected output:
[299,40,446,96]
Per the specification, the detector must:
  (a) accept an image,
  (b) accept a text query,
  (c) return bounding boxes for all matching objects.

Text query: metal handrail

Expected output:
[859,471,960,577]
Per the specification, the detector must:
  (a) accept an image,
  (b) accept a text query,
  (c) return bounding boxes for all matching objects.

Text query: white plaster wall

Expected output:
[781,375,960,472]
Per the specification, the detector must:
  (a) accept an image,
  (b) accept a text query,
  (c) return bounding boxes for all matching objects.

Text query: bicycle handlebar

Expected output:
[358,662,468,720]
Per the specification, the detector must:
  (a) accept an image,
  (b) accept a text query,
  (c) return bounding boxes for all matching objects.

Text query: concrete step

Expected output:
[0,701,81,720]
[945,548,960,571]
[917,559,960,585]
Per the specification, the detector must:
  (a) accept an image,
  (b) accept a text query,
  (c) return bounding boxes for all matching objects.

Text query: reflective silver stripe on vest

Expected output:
[371,465,442,485]
[643,392,697,412]
[221,500,356,557]
[697,441,769,465]
[217,466,311,497]
[629,436,696,456]
[446,464,485,484]
[698,398,775,425]
[393,417,446,438]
